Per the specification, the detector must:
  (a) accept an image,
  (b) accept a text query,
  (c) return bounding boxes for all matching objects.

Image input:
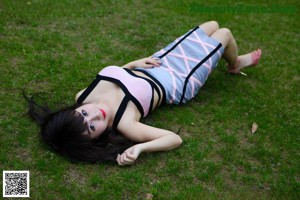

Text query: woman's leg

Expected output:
[211,28,237,67]
[211,28,261,73]
[199,21,219,36]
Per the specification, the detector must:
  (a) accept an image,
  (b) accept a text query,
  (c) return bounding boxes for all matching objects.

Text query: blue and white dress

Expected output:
[136,26,224,104]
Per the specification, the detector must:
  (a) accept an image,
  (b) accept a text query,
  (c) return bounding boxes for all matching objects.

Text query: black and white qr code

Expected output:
[3,171,30,197]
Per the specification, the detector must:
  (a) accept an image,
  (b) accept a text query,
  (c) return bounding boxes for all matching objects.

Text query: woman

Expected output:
[25,21,261,166]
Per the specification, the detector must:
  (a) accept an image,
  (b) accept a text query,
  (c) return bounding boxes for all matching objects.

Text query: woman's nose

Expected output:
[90,111,101,120]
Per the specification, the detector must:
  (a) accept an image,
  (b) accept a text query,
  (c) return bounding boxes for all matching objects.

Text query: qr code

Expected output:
[3,171,30,197]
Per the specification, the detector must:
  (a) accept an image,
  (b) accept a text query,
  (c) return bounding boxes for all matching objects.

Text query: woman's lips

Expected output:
[100,109,106,119]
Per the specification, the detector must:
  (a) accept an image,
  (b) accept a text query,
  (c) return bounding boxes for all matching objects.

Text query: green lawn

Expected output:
[0,0,299,199]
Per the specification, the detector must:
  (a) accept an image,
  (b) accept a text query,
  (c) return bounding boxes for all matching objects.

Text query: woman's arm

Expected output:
[122,57,161,69]
[116,121,182,166]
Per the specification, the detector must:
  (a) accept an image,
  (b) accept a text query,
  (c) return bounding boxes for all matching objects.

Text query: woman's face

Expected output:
[75,103,110,139]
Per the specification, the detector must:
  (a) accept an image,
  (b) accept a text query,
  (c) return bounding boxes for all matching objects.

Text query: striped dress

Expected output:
[136,26,224,104]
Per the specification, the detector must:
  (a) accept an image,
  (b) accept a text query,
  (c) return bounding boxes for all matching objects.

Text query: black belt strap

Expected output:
[179,43,222,104]
[77,74,101,104]
[158,26,199,59]
[112,95,130,129]
[133,69,166,107]
[126,68,161,110]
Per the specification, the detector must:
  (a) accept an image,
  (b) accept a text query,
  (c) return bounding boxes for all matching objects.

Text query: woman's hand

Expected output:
[122,57,161,69]
[116,144,143,166]
[116,121,183,166]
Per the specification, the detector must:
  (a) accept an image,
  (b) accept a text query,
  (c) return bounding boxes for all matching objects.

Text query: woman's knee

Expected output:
[199,20,220,36]
[199,20,219,29]
[208,21,219,30]
[218,28,233,38]
[211,28,233,47]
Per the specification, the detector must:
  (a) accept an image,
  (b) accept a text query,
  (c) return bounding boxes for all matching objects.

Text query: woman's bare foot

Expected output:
[228,49,262,75]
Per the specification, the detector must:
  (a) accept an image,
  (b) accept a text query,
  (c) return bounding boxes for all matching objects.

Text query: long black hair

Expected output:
[23,92,133,163]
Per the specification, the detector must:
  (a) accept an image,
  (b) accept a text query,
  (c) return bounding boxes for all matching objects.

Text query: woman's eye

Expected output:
[82,110,88,116]
[90,123,95,131]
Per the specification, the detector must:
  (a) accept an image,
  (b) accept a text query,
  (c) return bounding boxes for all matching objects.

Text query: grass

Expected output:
[0,0,299,199]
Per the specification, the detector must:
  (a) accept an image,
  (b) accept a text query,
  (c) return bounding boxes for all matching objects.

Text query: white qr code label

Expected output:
[3,171,30,198]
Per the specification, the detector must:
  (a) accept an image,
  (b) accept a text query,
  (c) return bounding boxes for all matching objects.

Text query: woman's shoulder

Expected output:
[75,89,86,102]
[74,66,122,102]
[99,65,124,76]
